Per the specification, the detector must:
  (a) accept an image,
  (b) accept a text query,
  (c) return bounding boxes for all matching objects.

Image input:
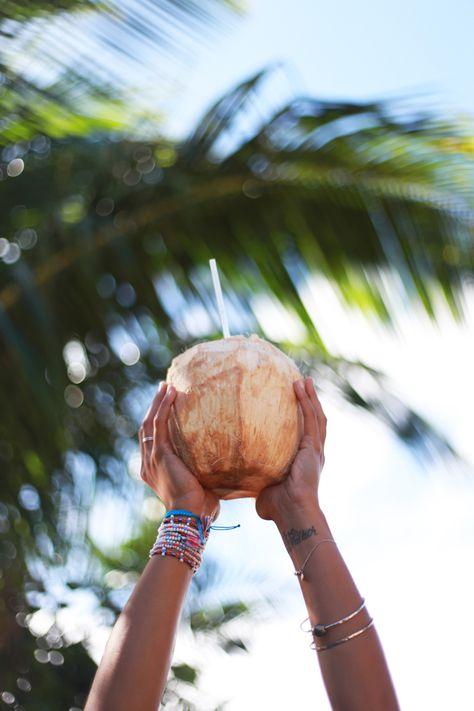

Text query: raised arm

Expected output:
[85,383,219,711]
[256,378,399,711]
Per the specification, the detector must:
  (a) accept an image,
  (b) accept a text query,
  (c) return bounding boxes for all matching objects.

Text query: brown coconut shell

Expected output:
[166,334,303,499]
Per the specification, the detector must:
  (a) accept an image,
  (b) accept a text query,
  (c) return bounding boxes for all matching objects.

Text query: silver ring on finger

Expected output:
[142,436,154,443]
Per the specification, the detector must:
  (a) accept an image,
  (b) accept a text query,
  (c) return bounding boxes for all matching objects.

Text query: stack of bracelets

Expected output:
[149,509,213,575]
[295,538,374,652]
[151,510,374,650]
[303,598,374,653]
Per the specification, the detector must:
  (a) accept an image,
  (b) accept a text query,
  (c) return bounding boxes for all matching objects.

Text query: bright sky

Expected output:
[166,292,474,711]
[163,3,474,708]
[84,3,474,709]
[163,0,474,139]
[84,294,474,711]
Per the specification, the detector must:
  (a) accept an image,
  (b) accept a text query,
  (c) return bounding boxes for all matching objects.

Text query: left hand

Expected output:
[139,382,219,520]
[255,377,326,523]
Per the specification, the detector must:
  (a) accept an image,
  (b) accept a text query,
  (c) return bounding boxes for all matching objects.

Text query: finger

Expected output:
[140,381,167,479]
[305,378,327,442]
[153,384,177,451]
[293,379,320,445]
[142,381,167,436]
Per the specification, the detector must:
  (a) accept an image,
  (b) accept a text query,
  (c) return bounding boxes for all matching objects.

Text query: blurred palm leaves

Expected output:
[1,1,474,707]
[1,69,473,521]
[1,0,242,143]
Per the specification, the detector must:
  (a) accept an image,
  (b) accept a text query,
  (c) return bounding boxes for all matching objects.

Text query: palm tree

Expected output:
[1,2,473,709]
[0,0,242,144]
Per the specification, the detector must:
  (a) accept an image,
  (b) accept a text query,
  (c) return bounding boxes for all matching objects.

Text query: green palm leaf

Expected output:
[1,67,472,709]
[0,0,242,143]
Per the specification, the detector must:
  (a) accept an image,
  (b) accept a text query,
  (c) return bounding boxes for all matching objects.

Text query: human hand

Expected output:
[255,377,326,523]
[139,382,219,520]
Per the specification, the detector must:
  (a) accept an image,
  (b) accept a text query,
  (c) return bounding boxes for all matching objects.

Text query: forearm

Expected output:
[85,555,192,711]
[275,505,399,711]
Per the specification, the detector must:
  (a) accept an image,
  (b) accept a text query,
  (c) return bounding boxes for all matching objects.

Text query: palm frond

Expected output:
[1,67,472,705]
[0,71,472,486]
[0,0,242,143]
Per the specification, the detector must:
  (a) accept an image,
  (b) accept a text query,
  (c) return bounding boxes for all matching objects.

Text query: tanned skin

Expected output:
[86,380,399,711]
[257,378,399,711]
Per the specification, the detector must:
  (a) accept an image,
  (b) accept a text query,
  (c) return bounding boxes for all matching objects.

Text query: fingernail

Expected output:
[167,384,175,395]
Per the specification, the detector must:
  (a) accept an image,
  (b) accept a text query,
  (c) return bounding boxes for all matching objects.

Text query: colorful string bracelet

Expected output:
[149,508,239,574]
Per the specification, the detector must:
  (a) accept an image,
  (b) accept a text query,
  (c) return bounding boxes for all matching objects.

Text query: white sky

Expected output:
[87,290,474,711]
[170,291,474,711]
[86,3,474,708]
[158,5,474,703]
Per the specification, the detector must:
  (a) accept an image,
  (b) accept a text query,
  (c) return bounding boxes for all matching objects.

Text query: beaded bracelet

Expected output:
[149,510,213,575]
[149,509,240,574]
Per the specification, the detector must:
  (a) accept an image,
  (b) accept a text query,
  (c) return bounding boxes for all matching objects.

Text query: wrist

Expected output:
[167,501,204,517]
[150,510,210,575]
[273,505,332,563]
[273,502,327,532]
[167,491,219,521]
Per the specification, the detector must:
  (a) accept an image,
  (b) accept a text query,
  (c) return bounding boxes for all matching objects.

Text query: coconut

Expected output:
[166,334,303,499]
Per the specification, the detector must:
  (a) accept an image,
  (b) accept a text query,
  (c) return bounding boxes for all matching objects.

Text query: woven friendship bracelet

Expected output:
[149,509,240,574]
[149,510,213,574]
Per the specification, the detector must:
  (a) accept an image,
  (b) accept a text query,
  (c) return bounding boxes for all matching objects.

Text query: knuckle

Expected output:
[154,443,166,460]
[313,441,323,454]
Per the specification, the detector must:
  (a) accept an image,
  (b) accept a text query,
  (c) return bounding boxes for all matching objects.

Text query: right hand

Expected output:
[255,377,326,522]
[139,382,220,521]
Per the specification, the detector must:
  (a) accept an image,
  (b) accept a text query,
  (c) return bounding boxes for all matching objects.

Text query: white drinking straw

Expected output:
[209,258,230,338]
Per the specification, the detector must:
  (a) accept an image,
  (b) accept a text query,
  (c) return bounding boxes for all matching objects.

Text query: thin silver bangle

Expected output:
[294,538,337,581]
[313,618,374,652]
[312,598,366,637]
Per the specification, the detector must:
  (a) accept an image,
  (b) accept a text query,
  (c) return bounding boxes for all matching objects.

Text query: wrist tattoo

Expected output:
[282,526,317,551]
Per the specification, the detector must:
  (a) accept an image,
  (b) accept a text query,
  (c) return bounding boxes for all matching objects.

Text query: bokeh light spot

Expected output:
[96,273,116,298]
[1,691,15,705]
[17,228,38,250]
[7,159,24,177]
[18,485,40,511]
[0,238,9,257]
[64,385,84,408]
[67,363,87,384]
[2,243,21,264]
[116,282,136,308]
[33,649,49,664]
[123,169,140,186]
[16,679,31,693]
[28,609,54,636]
[119,342,140,365]
[49,651,64,666]
[155,146,176,167]
[60,196,86,224]
[96,198,114,217]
